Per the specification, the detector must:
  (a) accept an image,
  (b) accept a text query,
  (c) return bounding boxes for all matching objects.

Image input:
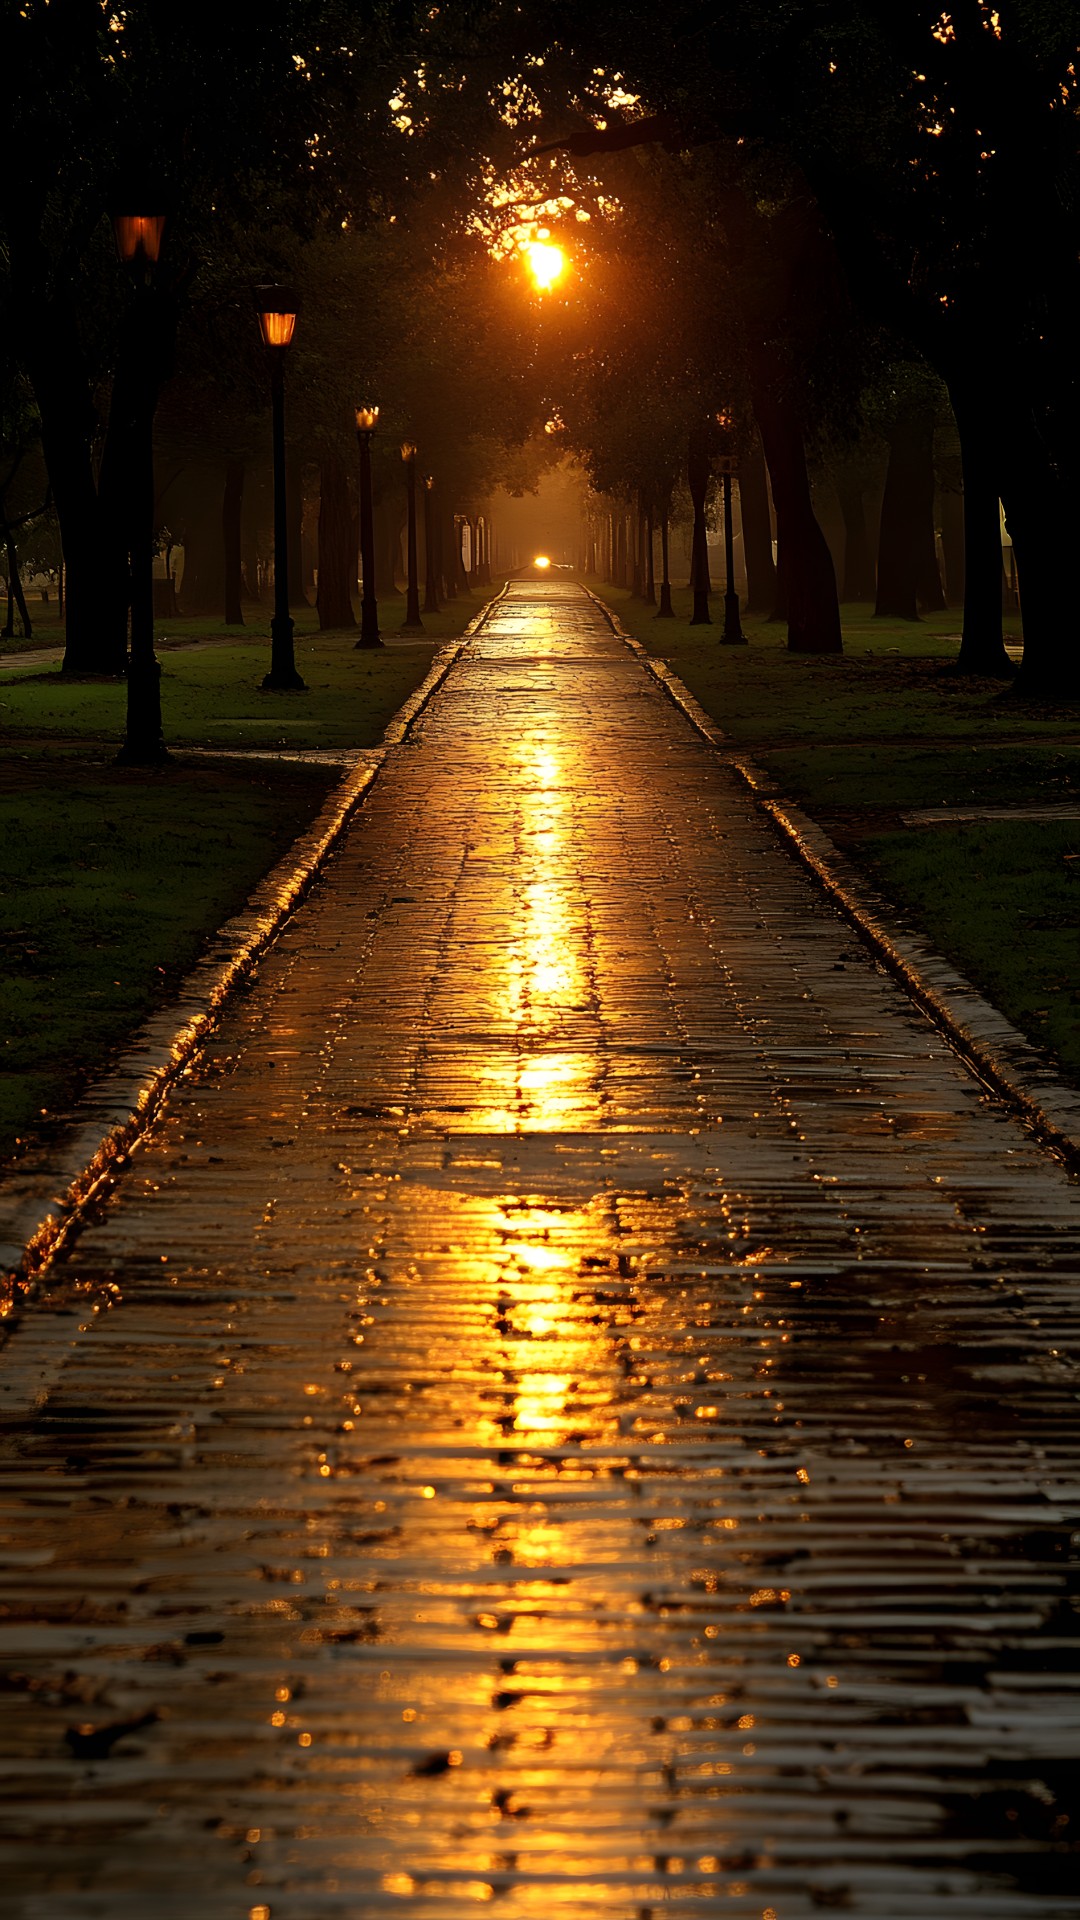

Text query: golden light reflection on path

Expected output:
[1,585,1080,1918]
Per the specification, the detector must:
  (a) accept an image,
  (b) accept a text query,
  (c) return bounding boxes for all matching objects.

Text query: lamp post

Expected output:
[112,204,168,764]
[422,475,440,614]
[400,441,423,632]
[354,405,382,648]
[718,457,746,645]
[253,286,306,690]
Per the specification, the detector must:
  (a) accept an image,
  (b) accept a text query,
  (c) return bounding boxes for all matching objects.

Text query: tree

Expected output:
[414,1,1078,688]
[0,1,413,673]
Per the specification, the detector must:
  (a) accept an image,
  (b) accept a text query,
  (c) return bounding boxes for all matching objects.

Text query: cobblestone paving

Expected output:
[1,583,1079,1918]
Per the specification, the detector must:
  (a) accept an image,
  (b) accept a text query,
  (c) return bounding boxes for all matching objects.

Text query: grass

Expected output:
[0,595,491,751]
[0,755,337,1162]
[0,589,491,1169]
[861,824,1080,1076]
[595,581,1080,1085]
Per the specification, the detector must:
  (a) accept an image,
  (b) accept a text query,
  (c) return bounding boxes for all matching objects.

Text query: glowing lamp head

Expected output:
[112,212,167,267]
[253,286,299,348]
[355,404,379,432]
[401,441,417,462]
[534,554,551,570]
[525,240,566,292]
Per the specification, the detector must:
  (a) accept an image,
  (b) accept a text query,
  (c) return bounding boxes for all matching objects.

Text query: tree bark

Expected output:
[1002,422,1080,697]
[3,530,32,638]
[687,425,712,624]
[315,450,358,630]
[945,386,1013,675]
[614,511,627,588]
[835,469,876,602]
[656,511,674,617]
[222,457,245,626]
[644,500,656,605]
[17,301,129,674]
[740,431,777,614]
[455,516,470,594]
[755,387,841,652]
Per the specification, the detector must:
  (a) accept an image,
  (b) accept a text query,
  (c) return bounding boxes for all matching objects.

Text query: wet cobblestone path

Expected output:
[2,583,1079,1918]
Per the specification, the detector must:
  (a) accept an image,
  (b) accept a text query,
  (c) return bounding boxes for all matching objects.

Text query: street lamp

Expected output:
[253,286,306,689]
[400,441,423,632]
[111,200,168,763]
[354,405,382,648]
[422,475,440,614]
[718,456,746,645]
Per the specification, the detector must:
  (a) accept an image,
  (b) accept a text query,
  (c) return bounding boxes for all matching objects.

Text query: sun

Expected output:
[524,239,566,292]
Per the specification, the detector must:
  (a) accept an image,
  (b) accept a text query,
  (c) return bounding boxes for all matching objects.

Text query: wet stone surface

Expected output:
[1,582,1079,1917]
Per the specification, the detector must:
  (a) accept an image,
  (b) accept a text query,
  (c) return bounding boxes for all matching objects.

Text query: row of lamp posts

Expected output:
[108,215,435,762]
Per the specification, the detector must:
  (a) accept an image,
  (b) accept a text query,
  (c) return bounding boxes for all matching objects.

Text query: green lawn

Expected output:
[0,592,490,1169]
[0,596,490,751]
[596,582,1080,1086]
[0,756,337,1161]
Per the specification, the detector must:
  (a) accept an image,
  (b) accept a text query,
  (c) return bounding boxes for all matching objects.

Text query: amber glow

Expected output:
[259,312,296,347]
[525,239,566,291]
[112,213,166,266]
[355,405,379,432]
[456,733,599,1131]
[534,554,551,569]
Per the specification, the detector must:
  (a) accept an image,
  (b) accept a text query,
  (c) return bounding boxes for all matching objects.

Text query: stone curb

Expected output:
[586,586,1080,1171]
[0,589,506,1304]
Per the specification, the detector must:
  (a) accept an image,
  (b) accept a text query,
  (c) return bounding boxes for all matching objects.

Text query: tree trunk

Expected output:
[455,517,470,594]
[440,507,456,599]
[755,388,841,652]
[1002,421,1080,697]
[644,500,656,605]
[315,450,357,630]
[740,431,777,614]
[656,510,674,617]
[948,386,1013,675]
[222,457,245,626]
[687,426,712,623]
[835,469,876,602]
[875,416,943,620]
[614,511,627,588]
[3,531,32,637]
[18,303,128,674]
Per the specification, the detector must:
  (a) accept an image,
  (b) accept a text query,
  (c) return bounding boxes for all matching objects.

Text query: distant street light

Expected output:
[111,199,168,763]
[354,405,382,649]
[718,457,746,645]
[253,286,306,689]
[422,475,440,614]
[400,441,423,632]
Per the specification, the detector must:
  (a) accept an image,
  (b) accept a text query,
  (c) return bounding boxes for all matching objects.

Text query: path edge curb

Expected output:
[586,585,1080,1171]
[0,589,506,1308]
